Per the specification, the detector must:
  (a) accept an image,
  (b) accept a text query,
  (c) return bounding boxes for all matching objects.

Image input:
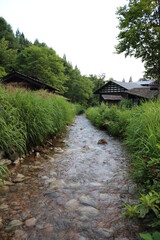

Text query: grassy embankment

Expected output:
[86,102,160,238]
[0,87,79,180]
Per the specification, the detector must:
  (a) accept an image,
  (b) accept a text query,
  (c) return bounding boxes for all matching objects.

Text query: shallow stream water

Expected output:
[0,115,142,240]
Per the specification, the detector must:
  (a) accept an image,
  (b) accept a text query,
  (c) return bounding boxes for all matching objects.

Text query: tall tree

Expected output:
[116,0,160,84]
[0,17,17,49]
[15,45,68,92]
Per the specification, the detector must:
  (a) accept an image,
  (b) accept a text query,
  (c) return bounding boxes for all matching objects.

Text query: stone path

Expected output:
[0,115,141,240]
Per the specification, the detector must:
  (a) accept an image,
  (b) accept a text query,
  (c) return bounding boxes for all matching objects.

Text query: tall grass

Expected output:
[86,103,131,137]
[0,87,76,158]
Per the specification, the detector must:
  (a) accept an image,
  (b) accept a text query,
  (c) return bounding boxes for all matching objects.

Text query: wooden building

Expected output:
[2,71,60,93]
[94,80,158,104]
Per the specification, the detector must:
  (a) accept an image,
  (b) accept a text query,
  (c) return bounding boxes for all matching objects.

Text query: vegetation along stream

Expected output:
[0,115,143,240]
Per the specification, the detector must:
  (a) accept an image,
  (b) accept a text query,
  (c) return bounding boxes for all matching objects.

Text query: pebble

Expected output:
[0,159,12,165]
[15,229,28,239]
[49,179,66,188]
[0,203,9,210]
[25,217,37,227]
[54,147,64,153]
[13,173,25,183]
[77,206,99,217]
[97,228,114,238]
[5,220,23,232]
[79,195,97,207]
[66,199,79,210]
[49,171,57,177]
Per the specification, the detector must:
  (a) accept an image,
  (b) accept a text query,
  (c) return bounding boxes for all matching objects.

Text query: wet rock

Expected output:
[25,217,37,227]
[49,171,57,177]
[79,237,88,240]
[0,203,9,210]
[97,228,114,238]
[15,229,28,239]
[98,138,108,144]
[31,166,43,170]
[5,219,23,232]
[77,206,99,217]
[68,182,81,189]
[100,193,120,201]
[49,179,66,188]
[66,199,79,210]
[3,180,14,186]
[35,152,40,158]
[45,177,57,184]
[0,159,12,165]
[13,158,20,166]
[41,176,49,180]
[54,147,64,153]
[79,195,97,207]
[90,182,102,187]
[13,173,25,183]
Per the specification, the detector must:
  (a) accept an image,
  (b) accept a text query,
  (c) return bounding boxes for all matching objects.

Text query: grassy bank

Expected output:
[0,87,76,163]
[86,102,160,236]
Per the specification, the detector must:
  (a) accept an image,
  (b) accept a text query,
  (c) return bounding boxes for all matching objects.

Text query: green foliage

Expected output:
[0,87,76,159]
[116,0,160,80]
[125,101,160,187]
[140,231,160,240]
[0,164,9,182]
[74,104,85,115]
[86,103,131,137]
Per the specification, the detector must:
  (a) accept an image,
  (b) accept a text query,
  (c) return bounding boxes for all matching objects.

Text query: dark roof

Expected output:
[127,88,158,99]
[94,80,143,94]
[102,94,123,101]
[2,71,60,93]
[112,80,143,90]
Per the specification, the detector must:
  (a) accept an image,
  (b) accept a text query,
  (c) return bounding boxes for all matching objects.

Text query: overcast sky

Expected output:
[0,0,145,82]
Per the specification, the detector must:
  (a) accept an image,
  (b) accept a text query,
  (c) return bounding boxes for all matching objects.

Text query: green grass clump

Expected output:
[125,101,160,188]
[0,87,76,159]
[86,103,131,137]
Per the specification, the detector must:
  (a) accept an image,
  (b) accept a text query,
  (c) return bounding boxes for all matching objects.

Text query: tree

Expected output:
[129,76,133,82]
[116,0,160,84]
[0,37,17,72]
[0,17,17,49]
[15,45,68,92]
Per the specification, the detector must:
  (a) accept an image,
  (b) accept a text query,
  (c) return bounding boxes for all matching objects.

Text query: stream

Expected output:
[0,115,142,240]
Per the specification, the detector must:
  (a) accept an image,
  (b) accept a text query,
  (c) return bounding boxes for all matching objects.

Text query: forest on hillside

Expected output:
[0,17,105,106]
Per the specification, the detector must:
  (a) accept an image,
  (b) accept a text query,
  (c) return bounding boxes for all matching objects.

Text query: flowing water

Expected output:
[0,115,142,240]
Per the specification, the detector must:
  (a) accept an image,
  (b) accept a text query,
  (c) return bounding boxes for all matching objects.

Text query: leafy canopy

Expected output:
[116,0,160,80]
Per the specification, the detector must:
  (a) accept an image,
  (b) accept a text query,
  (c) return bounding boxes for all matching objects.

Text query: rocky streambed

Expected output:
[0,115,142,240]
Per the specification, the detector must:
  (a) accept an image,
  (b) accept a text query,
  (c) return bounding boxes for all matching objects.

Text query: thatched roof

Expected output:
[127,88,158,99]
[2,71,60,93]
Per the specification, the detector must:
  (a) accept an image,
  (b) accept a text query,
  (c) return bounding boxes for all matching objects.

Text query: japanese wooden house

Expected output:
[94,80,158,104]
[2,71,60,94]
